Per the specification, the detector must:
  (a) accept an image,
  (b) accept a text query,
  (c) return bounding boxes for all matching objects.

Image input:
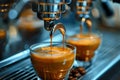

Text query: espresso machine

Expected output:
[0,0,120,30]
[0,0,120,80]
[1,0,71,31]
[0,0,118,31]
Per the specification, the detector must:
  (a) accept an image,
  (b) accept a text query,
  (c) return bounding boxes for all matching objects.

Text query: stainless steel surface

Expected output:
[33,0,71,31]
[76,0,93,34]
[1,0,71,31]
[76,0,92,15]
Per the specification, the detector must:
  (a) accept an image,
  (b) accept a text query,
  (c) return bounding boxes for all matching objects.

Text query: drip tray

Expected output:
[0,59,37,80]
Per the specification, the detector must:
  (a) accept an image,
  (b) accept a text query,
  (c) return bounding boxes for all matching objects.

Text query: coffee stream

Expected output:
[86,18,92,33]
[80,17,92,34]
[50,23,66,53]
[50,33,53,53]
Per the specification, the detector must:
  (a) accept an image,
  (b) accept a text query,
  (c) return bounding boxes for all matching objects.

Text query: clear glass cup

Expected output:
[66,32,102,68]
[30,42,76,80]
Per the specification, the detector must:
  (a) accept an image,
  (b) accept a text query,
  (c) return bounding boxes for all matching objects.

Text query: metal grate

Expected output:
[0,59,38,80]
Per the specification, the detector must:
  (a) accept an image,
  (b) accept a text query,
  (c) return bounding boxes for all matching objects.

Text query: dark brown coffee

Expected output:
[67,33,101,61]
[31,46,75,80]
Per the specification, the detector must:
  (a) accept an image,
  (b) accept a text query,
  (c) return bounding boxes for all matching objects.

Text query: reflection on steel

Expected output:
[76,0,93,16]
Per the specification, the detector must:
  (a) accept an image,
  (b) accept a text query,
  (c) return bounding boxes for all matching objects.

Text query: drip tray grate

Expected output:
[0,59,38,80]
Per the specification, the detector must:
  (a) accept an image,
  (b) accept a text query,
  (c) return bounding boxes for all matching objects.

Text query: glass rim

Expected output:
[66,32,102,41]
[30,42,76,54]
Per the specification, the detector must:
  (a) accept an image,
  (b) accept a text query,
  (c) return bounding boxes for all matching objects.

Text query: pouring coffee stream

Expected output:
[80,17,92,34]
[50,23,66,51]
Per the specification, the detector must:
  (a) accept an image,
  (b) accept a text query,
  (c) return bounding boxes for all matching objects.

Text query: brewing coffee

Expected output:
[30,43,76,80]
[67,33,101,61]
[30,22,76,79]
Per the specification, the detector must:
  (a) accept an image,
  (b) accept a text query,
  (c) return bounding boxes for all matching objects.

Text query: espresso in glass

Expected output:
[67,33,101,62]
[30,42,76,80]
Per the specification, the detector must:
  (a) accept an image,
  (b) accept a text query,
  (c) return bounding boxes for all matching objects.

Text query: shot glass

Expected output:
[67,32,102,68]
[30,42,76,80]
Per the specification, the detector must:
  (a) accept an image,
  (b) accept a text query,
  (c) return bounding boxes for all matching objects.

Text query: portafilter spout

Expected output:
[50,23,66,47]
[50,23,66,36]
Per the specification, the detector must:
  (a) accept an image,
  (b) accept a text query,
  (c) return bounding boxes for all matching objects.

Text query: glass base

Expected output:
[73,60,91,69]
[37,77,41,80]
[36,75,68,80]
[73,56,97,69]
[73,53,97,69]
